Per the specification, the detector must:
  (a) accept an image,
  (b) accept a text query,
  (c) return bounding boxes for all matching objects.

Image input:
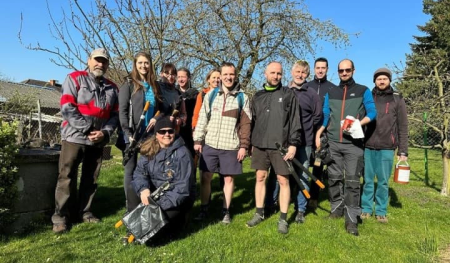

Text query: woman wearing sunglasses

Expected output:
[118,51,163,243]
[131,117,196,242]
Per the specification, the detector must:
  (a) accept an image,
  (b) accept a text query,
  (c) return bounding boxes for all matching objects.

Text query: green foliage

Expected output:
[0,119,19,233]
[0,91,36,115]
[0,147,450,262]
[396,0,450,151]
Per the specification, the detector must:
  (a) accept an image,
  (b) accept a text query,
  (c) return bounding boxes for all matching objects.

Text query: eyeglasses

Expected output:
[338,68,353,74]
[163,72,176,77]
[156,129,175,135]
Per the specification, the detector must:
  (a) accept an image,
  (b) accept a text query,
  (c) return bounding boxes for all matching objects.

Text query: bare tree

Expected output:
[18,0,350,88]
[394,49,450,196]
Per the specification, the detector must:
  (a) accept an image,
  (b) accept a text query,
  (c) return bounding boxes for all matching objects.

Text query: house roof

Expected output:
[21,79,62,92]
[0,80,61,109]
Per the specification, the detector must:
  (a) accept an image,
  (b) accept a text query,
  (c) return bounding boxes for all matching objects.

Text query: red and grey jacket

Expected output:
[60,70,119,147]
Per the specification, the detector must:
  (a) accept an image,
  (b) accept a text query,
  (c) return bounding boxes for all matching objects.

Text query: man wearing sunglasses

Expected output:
[315,59,377,236]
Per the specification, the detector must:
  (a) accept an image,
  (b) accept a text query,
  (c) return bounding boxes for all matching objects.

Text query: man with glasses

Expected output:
[307,57,337,209]
[315,59,376,236]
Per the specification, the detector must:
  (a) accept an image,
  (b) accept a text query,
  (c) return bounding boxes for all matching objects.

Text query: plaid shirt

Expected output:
[193,84,251,150]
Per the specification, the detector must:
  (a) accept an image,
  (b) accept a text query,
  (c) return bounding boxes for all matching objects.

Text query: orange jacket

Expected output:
[192,87,213,129]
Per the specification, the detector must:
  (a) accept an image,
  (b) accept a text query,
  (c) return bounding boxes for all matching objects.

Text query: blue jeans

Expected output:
[265,146,311,212]
[361,149,394,216]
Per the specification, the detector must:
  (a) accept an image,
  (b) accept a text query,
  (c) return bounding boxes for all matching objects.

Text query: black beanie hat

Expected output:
[373,68,392,83]
[155,116,175,132]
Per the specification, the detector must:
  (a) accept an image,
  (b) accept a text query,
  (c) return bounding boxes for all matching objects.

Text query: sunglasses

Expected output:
[156,129,175,135]
[338,68,353,74]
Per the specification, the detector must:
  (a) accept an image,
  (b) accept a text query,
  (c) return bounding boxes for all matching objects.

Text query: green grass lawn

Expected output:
[1,147,449,262]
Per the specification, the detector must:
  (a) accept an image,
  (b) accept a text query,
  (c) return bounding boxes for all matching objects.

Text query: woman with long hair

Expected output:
[118,51,162,243]
[191,68,223,221]
[132,117,195,242]
[176,67,198,157]
[191,68,221,130]
[159,63,187,130]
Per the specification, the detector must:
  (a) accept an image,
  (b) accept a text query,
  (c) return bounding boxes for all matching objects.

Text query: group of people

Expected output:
[51,48,408,241]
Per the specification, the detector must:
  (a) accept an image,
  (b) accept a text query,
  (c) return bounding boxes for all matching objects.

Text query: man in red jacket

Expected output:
[52,48,119,234]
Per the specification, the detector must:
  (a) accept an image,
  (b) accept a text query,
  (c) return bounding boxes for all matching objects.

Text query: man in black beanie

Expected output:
[361,67,408,224]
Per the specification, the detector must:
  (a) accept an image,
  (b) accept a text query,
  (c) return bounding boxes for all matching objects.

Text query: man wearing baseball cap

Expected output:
[361,68,408,224]
[52,48,119,233]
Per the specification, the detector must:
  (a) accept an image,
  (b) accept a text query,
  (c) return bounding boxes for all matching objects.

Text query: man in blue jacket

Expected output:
[315,59,377,236]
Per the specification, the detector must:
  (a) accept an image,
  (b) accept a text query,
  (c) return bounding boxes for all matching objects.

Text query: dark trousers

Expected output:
[152,198,194,241]
[123,146,141,213]
[310,163,324,200]
[52,141,103,224]
[327,141,364,224]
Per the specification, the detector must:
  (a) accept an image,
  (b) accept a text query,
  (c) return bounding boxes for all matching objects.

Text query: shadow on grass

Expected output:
[94,185,126,219]
[389,187,402,208]
[410,170,441,193]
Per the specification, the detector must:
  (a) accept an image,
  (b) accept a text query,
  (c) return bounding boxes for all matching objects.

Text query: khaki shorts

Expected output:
[251,147,290,175]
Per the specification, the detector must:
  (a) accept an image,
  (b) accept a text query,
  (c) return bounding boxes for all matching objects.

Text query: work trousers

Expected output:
[52,141,103,224]
[327,141,364,224]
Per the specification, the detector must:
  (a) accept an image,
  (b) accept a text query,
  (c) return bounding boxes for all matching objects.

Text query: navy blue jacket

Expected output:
[307,76,337,105]
[289,81,322,146]
[132,136,195,210]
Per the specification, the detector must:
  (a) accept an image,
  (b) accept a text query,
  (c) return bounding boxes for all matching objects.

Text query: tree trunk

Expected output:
[441,150,450,196]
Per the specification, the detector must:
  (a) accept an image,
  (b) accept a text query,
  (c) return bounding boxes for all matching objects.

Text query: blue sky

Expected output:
[0,0,429,88]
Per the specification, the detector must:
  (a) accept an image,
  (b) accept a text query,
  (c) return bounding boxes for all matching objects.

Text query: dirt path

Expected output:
[441,245,450,262]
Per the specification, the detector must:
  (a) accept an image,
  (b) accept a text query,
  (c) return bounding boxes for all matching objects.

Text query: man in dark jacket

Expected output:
[246,61,301,234]
[52,48,119,234]
[361,68,408,224]
[307,57,337,209]
[315,59,377,236]
[289,60,322,223]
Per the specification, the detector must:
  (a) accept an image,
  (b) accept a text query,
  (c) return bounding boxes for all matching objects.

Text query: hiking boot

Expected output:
[52,223,67,234]
[194,210,208,221]
[360,213,371,220]
[326,213,343,219]
[221,212,231,225]
[295,211,305,224]
[376,215,388,224]
[246,213,264,228]
[277,219,289,234]
[345,222,359,236]
[308,199,318,210]
[82,213,100,223]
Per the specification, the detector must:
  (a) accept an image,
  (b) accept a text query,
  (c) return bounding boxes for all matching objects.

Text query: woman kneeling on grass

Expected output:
[131,117,196,244]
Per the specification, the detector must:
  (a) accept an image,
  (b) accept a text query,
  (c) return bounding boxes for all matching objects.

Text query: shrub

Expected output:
[0,119,19,233]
